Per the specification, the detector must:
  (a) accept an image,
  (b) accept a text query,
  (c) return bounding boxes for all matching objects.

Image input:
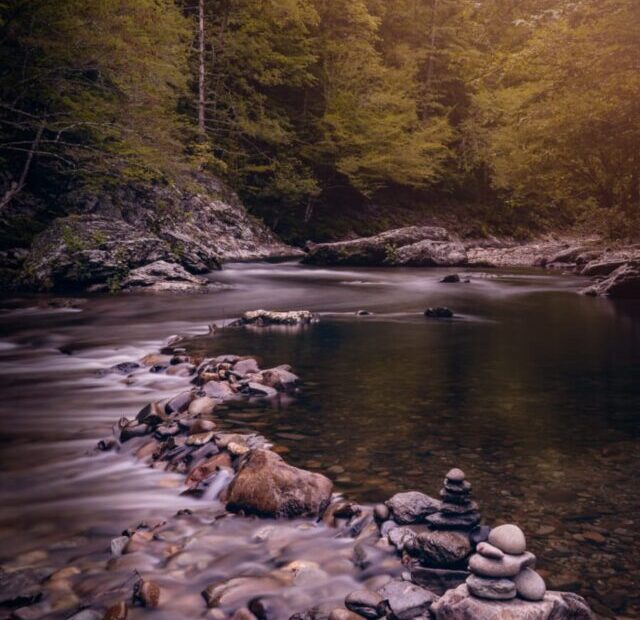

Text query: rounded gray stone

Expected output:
[466,574,516,600]
[514,568,546,602]
[476,542,504,560]
[488,524,527,555]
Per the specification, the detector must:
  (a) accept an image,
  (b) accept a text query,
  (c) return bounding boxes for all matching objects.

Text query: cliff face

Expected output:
[6,172,300,292]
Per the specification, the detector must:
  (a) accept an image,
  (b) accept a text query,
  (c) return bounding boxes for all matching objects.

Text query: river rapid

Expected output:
[0,262,639,618]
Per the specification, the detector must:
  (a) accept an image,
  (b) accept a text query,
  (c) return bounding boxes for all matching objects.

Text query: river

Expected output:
[0,262,638,618]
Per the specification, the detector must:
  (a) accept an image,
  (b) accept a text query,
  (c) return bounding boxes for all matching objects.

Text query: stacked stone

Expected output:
[466,524,547,602]
[427,468,481,530]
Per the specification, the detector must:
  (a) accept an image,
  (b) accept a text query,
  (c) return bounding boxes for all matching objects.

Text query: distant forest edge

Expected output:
[1,0,639,245]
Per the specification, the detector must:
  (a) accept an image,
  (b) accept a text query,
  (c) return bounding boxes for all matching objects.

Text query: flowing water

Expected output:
[1,262,639,618]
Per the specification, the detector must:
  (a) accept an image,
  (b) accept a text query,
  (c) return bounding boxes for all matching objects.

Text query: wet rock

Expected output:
[488,524,527,555]
[120,260,208,292]
[232,309,318,327]
[431,585,592,619]
[344,589,385,619]
[356,310,372,316]
[189,419,217,434]
[466,575,517,601]
[186,431,215,446]
[202,380,237,401]
[119,423,149,442]
[103,601,128,620]
[374,504,390,523]
[132,579,160,608]
[188,396,217,416]
[385,491,440,524]
[410,567,469,596]
[440,274,461,283]
[226,449,332,518]
[582,261,640,298]
[165,390,194,415]
[393,239,468,267]
[233,358,260,376]
[67,611,102,620]
[248,595,288,620]
[514,568,546,602]
[408,531,471,568]
[255,367,300,391]
[388,526,417,550]
[329,611,363,620]
[469,525,491,545]
[110,536,129,557]
[100,362,141,376]
[243,382,279,398]
[0,567,48,606]
[424,307,453,319]
[377,579,438,619]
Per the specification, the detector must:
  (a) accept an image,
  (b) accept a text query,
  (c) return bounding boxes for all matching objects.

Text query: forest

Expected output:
[1,0,639,243]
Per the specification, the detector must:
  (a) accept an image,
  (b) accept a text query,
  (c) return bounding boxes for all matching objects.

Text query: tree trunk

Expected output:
[198,0,206,138]
[425,0,438,96]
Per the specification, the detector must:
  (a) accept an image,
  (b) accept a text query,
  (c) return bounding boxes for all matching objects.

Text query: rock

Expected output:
[432,585,592,619]
[385,491,440,524]
[440,274,461,283]
[186,452,232,486]
[133,579,160,608]
[99,362,141,376]
[580,259,627,277]
[119,260,208,292]
[468,551,536,578]
[186,431,215,446]
[410,567,469,596]
[356,310,372,316]
[514,569,546,602]
[408,531,471,568]
[67,611,102,620]
[329,610,363,620]
[344,589,385,619]
[225,449,332,518]
[202,380,237,400]
[374,503,390,523]
[377,579,438,619]
[393,240,468,267]
[233,358,260,376]
[243,382,279,398]
[582,261,640,298]
[165,390,194,414]
[488,524,527,555]
[0,567,49,606]
[248,595,287,619]
[188,419,216,434]
[470,525,491,545]
[232,309,318,326]
[466,575,516,601]
[424,307,454,319]
[476,542,504,560]
[388,526,416,550]
[255,367,300,391]
[446,468,465,483]
[188,396,217,416]
[110,536,129,557]
[103,601,128,620]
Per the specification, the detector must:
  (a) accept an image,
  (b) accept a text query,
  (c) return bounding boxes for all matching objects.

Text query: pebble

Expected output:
[488,524,527,555]
[514,568,547,601]
[476,542,504,560]
[344,589,384,619]
[133,579,160,608]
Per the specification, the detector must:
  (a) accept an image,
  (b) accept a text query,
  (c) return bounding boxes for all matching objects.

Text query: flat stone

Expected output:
[385,491,441,524]
[186,431,214,446]
[488,524,527,555]
[377,579,438,619]
[466,574,516,600]
[427,511,480,530]
[476,542,504,560]
[202,380,236,400]
[344,589,384,619]
[440,501,478,515]
[468,551,536,578]
[443,481,471,494]
[410,566,469,596]
[514,568,546,602]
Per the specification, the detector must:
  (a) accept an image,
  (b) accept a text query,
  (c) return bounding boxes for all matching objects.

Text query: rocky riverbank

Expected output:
[0,310,598,620]
[303,228,640,299]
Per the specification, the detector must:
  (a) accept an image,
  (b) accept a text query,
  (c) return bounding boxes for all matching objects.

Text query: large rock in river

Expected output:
[432,584,592,620]
[303,226,467,267]
[582,261,640,298]
[225,449,333,518]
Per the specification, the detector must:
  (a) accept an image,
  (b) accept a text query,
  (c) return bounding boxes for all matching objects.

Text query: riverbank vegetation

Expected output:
[1,0,639,244]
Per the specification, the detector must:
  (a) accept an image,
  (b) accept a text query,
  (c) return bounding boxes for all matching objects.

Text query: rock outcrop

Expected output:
[582,261,640,298]
[19,173,299,291]
[303,226,467,267]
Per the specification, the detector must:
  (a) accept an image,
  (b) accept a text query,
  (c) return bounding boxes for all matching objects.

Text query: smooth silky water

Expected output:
[0,262,639,616]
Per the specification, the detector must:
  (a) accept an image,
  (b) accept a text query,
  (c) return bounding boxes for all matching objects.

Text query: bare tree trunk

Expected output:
[426,0,438,95]
[0,119,45,212]
[198,0,206,139]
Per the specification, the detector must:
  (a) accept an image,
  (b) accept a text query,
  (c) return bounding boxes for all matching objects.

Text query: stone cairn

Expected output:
[466,524,547,602]
[427,468,481,530]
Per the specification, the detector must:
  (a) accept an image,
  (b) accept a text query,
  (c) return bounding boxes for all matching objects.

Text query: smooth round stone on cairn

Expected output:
[465,524,547,602]
[426,468,481,530]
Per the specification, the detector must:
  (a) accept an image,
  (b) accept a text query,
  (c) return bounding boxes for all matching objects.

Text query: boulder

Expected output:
[393,240,468,267]
[303,226,456,267]
[231,309,318,326]
[119,260,208,292]
[407,530,471,568]
[582,262,640,298]
[385,491,441,524]
[431,585,592,620]
[580,259,627,277]
[225,449,333,518]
